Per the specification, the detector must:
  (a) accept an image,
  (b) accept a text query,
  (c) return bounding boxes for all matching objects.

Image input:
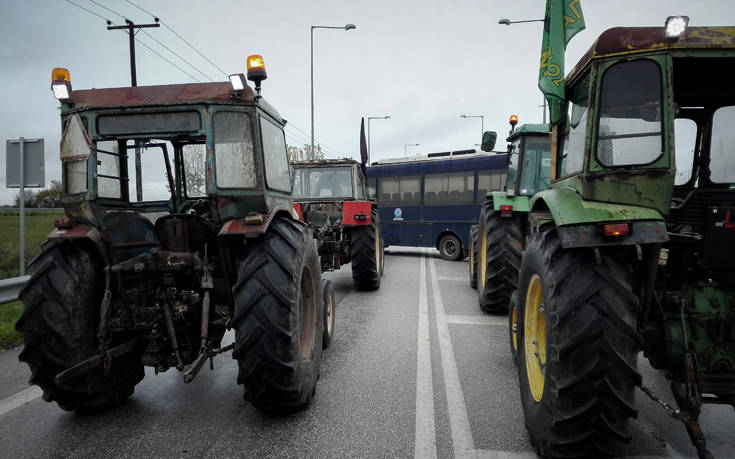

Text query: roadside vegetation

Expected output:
[0,208,63,350]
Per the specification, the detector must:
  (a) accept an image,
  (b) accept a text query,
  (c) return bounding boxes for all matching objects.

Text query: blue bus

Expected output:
[366,150,507,260]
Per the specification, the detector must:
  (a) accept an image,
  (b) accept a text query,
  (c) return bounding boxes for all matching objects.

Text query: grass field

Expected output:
[0,209,64,278]
[0,209,64,350]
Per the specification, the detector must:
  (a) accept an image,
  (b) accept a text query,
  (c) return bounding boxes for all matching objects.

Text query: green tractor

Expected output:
[15,57,326,414]
[474,118,551,315]
[513,23,735,458]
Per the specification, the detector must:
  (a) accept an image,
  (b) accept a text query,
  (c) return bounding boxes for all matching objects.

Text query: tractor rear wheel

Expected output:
[469,225,479,289]
[322,280,336,349]
[232,217,324,413]
[351,209,382,290]
[15,242,144,411]
[517,226,640,458]
[508,290,520,366]
[477,211,521,313]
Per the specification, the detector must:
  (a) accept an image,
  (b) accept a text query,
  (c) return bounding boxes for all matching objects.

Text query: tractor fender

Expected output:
[489,191,530,212]
[529,187,668,248]
[43,223,112,265]
[218,205,298,239]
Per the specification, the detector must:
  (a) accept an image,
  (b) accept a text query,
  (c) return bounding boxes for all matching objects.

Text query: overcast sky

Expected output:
[1,0,734,204]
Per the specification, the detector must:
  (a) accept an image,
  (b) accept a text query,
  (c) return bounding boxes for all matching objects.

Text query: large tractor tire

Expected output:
[469,225,479,289]
[232,217,324,413]
[15,242,144,411]
[477,211,521,314]
[351,209,382,290]
[517,226,641,458]
[322,279,336,349]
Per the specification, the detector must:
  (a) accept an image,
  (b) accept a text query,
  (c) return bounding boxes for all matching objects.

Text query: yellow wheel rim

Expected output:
[524,274,546,402]
[480,229,487,289]
[469,237,475,277]
[511,303,518,352]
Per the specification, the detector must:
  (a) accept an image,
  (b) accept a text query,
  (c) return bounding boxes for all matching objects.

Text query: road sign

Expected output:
[6,138,44,188]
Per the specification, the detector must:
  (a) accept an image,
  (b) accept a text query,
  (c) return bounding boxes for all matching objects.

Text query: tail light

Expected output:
[602,223,629,237]
[500,205,513,217]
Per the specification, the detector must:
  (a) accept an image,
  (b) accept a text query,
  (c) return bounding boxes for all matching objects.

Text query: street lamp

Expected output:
[311,23,357,156]
[498,18,544,25]
[498,18,547,123]
[368,115,390,164]
[460,114,484,139]
[404,143,419,157]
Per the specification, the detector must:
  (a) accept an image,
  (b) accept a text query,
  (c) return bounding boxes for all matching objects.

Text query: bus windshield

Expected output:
[292,166,353,199]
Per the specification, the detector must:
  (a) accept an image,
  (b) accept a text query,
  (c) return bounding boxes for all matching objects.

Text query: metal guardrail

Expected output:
[0,276,29,305]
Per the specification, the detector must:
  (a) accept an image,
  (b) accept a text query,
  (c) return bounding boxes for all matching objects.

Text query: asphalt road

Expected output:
[0,247,733,458]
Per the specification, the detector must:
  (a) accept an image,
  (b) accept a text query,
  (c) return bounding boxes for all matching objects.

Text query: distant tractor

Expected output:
[475,118,551,315]
[15,57,327,414]
[513,23,735,459]
[291,158,384,288]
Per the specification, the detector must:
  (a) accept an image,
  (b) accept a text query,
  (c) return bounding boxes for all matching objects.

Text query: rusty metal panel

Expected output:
[69,82,254,108]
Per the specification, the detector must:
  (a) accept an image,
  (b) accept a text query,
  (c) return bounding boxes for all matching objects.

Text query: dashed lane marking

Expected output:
[0,385,42,417]
[445,314,506,326]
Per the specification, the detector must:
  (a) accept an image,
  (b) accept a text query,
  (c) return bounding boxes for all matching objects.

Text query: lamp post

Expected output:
[404,143,419,157]
[460,114,484,140]
[498,18,544,25]
[368,115,390,163]
[311,24,356,156]
[498,18,547,123]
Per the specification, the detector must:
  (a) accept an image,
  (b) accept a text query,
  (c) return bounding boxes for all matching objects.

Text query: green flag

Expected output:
[538,0,585,125]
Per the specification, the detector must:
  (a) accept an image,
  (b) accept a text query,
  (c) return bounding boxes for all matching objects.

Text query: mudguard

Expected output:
[530,186,668,248]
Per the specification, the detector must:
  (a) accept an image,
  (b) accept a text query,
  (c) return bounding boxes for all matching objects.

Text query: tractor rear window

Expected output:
[98,111,200,135]
[213,112,256,189]
[596,59,663,167]
[710,106,735,184]
[292,166,353,199]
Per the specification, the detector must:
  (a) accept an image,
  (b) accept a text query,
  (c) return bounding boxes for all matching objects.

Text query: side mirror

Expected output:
[480,131,497,152]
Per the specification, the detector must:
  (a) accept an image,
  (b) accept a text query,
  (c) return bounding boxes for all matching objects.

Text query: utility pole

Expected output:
[107,19,160,200]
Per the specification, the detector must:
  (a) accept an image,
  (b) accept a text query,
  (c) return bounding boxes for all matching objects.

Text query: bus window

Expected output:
[379,175,420,206]
[424,171,474,205]
[367,177,376,199]
[478,171,506,200]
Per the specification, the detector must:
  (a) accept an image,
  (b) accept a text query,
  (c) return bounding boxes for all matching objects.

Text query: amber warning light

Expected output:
[51,67,71,100]
[246,55,267,96]
[509,115,519,127]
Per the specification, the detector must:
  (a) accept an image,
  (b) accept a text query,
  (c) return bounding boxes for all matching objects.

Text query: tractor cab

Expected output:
[505,121,551,198]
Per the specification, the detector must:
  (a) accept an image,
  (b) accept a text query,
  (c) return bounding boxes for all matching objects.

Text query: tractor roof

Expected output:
[507,123,549,142]
[291,158,359,168]
[62,81,283,122]
[568,26,735,82]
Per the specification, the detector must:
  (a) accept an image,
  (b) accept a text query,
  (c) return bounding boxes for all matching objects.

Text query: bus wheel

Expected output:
[438,234,462,261]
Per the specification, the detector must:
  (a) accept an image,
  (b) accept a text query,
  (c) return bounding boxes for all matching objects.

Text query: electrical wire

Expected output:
[62,0,111,22]
[124,0,229,78]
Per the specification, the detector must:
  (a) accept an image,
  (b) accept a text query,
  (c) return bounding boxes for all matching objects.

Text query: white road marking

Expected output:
[445,315,506,326]
[436,276,466,282]
[0,385,42,417]
[414,252,437,459]
[429,256,475,457]
[473,450,537,458]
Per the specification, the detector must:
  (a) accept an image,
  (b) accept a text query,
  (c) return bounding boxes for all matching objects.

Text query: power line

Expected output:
[87,0,124,20]
[134,36,202,82]
[124,0,229,78]
[63,0,111,22]
[140,30,215,82]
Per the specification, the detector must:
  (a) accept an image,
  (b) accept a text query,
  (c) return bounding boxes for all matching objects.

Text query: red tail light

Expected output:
[602,223,629,237]
[53,217,75,229]
[500,205,513,216]
[293,203,304,221]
